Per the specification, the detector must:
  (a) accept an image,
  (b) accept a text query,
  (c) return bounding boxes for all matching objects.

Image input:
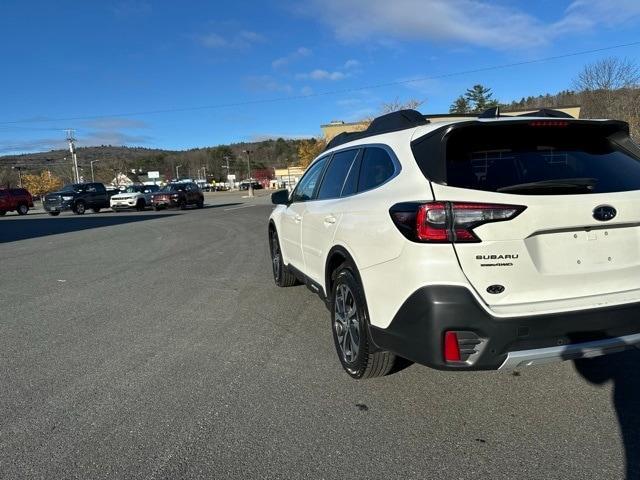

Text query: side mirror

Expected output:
[271,189,290,205]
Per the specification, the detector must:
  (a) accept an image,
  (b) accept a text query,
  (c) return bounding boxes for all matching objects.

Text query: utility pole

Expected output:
[223,155,232,189]
[176,165,182,181]
[66,129,80,183]
[12,166,23,187]
[243,150,253,197]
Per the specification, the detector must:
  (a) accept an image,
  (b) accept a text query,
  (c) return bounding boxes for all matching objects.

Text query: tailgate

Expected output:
[417,119,640,310]
[434,185,640,307]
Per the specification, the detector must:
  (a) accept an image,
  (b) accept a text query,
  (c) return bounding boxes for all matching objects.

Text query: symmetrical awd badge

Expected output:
[593,205,616,222]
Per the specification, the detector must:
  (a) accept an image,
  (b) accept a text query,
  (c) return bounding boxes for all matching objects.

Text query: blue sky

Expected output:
[1,0,640,154]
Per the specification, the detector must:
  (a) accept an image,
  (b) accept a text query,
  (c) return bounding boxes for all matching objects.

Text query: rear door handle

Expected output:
[294,214,302,223]
[324,215,336,225]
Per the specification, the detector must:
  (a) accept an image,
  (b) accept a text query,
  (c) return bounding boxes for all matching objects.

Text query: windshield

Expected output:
[122,186,143,193]
[442,123,640,194]
[160,184,182,192]
[60,184,83,192]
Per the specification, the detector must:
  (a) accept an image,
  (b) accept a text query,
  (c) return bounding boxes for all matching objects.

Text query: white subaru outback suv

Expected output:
[268,108,640,379]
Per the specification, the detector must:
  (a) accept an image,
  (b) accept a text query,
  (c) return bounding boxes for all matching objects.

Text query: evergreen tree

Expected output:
[464,84,499,112]
[449,95,470,114]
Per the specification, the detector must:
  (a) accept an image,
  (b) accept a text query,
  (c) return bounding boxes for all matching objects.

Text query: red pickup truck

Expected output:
[0,188,34,216]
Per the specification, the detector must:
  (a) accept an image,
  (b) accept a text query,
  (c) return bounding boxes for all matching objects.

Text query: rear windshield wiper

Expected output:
[497,177,597,194]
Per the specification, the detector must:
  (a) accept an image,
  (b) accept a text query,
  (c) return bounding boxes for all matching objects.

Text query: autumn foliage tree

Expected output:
[22,171,63,197]
[297,138,326,168]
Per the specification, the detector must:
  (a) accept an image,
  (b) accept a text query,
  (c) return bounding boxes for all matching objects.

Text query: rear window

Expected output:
[417,122,640,195]
[357,147,396,192]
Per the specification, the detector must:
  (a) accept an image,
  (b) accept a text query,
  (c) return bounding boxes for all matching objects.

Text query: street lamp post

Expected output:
[90,159,100,182]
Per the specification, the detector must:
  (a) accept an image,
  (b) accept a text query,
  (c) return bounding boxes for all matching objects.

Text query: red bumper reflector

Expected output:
[444,331,462,362]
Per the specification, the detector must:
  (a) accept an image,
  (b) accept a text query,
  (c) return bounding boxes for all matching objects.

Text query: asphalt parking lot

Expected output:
[1,191,639,479]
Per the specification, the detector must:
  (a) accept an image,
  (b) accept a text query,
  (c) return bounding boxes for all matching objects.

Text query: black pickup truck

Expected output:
[44,182,115,216]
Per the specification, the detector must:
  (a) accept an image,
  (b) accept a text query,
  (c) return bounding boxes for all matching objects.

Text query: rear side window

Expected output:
[317,149,359,200]
[291,157,328,202]
[341,151,362,197]
[442,123,640,194]
[358,147,396,192]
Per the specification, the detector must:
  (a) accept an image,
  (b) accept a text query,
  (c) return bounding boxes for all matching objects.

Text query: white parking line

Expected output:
[224,204,256,211]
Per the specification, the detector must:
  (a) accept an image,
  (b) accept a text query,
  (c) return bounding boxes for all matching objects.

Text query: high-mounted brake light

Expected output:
[390,201,525,243]
[529,120,569,127]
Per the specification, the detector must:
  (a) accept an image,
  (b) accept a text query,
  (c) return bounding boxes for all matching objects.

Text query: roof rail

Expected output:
[324,109,429,151]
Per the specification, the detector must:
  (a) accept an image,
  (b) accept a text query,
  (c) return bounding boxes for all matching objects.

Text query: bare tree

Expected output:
[359,97,426,125]
[573,57,640,92]
[379,97,425,114]
[573,57,640,139]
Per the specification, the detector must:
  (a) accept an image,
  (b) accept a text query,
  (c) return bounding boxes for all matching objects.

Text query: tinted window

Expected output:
[358,147,396,192]
[444,123,640,194]
[341,151,362,197]
[317,150,359,200]
[292,157,328,202]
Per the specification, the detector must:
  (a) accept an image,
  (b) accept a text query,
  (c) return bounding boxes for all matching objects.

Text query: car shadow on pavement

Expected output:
[572,349,640,479]
[201,203,243,209]
[0,214,178,243]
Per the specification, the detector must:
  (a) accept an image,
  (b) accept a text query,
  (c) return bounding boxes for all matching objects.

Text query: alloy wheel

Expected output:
[334,284,360,363]
[270,231,281,281]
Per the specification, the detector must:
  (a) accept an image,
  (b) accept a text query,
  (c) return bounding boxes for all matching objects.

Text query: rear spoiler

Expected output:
[411,119,633,185]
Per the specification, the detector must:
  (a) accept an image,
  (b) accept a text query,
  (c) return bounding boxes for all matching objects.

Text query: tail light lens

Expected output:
[391,201,525,243]
[444,331,462,362]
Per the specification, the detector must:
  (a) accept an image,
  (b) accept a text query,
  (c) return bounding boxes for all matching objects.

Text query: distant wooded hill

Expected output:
[0,138,307,186]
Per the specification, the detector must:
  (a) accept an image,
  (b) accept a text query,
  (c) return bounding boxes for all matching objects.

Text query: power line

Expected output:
[0,40,639,127]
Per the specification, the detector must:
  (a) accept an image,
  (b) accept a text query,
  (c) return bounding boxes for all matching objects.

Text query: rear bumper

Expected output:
[369,286,640,371]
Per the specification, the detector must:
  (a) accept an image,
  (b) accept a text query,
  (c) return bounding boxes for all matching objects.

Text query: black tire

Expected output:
[179,200,187,210]
[112,207,120,213]
[73,201,86,215]
[92,207,101,213]
[331,264,396,379]
[154,205,162,211]
[136,199,146,211]
[196,198,204,209]
[48,211,60,216]
[16,204,29,215]
[269,228,298,287]
[0,210,6,216]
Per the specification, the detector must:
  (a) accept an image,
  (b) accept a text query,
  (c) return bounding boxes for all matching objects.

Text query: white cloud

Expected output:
[296,69,346,81]
[344,59,360,69]
[305,0,640,50]
[195,30,265,49]
[248,133,317,141]
[301,86,314,95]
[245,75,293,93]
[82,117,149,130]
[272,47,312,69]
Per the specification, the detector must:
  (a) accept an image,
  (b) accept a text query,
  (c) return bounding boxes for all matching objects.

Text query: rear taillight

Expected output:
[391,201,525,243]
